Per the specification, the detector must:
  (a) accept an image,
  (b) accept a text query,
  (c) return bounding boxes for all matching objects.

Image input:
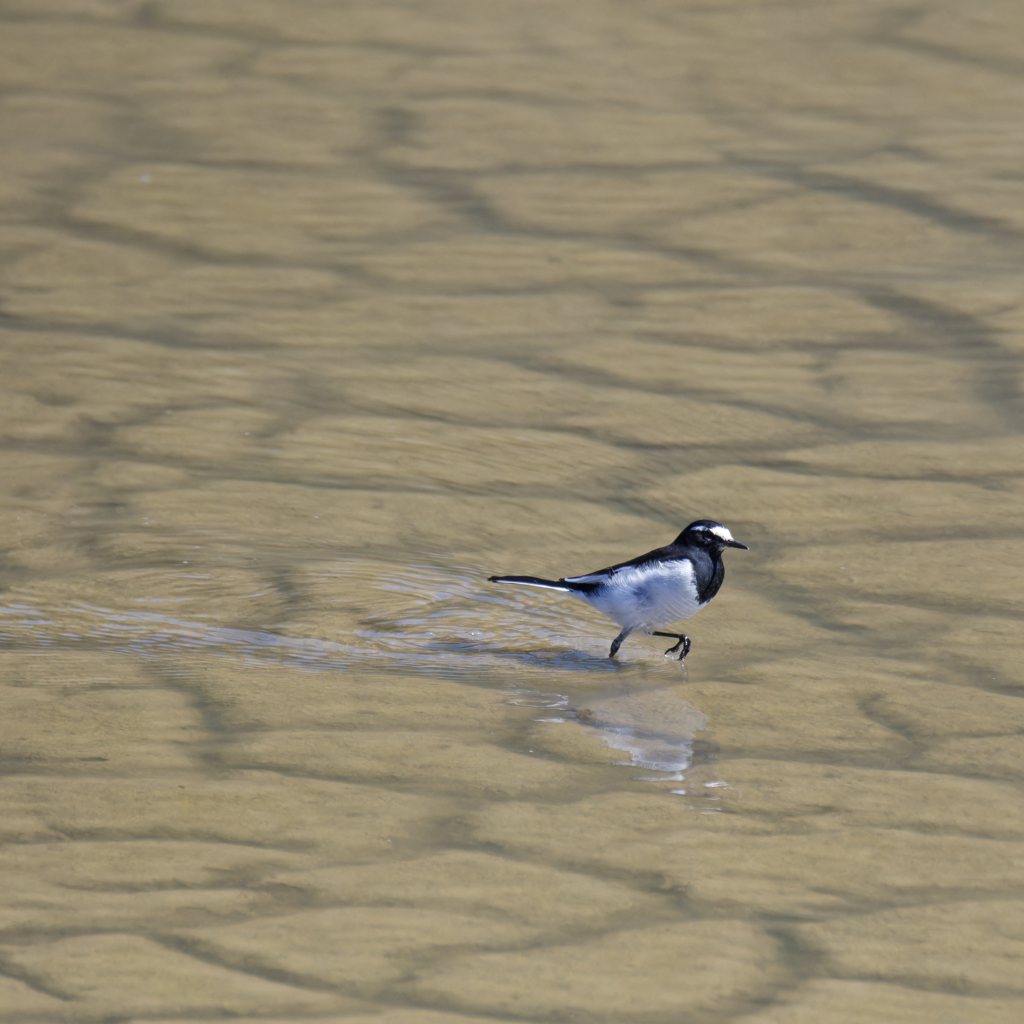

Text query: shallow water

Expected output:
[1,1,1024,1022]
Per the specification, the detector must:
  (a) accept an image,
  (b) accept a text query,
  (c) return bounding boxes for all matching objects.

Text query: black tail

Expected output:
[488,574,574,592]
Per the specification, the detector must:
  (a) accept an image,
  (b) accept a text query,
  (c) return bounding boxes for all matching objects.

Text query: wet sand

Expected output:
[1,1,1023,1022]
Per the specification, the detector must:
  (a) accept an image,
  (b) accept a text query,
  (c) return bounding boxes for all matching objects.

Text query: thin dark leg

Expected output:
[609,627,633,659]
[652,631,691,660]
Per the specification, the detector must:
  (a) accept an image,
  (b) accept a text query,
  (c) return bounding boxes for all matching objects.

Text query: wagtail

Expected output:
[488,520,748,659]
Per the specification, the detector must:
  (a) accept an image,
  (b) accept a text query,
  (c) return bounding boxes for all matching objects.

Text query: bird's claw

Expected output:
[662,635,691,660]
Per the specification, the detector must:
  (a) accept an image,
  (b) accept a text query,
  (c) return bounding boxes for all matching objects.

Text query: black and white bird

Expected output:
[488,520,748,660]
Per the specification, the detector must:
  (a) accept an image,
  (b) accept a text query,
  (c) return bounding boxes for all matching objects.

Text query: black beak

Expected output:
[725,539,749,550]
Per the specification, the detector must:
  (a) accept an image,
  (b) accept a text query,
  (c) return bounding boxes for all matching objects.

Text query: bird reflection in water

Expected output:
[508,685,725,799]
[572,688,716,782]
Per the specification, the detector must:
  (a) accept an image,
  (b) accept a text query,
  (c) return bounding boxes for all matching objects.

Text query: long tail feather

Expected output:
[488,574,574,592]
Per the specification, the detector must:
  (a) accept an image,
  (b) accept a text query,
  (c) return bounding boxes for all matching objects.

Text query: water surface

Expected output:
[1,1,1023,1022]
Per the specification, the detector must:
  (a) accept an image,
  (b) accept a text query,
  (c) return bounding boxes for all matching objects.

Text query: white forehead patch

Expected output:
[709,525,734,543]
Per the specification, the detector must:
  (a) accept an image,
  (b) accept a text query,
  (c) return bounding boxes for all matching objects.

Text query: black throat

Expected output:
[682,545,726,604]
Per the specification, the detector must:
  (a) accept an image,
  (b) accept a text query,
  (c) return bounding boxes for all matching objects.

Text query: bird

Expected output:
[488,520,748,660]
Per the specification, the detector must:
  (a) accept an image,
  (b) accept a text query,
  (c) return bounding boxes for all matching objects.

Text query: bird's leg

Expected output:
[652,631,691,660]
[608,627,633,659]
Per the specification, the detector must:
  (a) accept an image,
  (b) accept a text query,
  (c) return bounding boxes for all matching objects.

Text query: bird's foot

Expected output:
[609,628,633,659]
[652,632,691,660]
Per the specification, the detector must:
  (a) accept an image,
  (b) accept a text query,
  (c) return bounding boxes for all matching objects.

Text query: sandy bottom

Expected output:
[1,1,1023,1022]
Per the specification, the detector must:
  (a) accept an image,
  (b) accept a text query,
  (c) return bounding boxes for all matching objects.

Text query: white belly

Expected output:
[576,561,703,630]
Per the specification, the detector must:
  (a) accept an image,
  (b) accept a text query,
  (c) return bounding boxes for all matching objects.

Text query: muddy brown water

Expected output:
[1,2,1023,1022]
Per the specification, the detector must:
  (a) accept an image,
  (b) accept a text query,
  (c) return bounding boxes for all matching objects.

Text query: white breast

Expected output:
[574,560,703,629]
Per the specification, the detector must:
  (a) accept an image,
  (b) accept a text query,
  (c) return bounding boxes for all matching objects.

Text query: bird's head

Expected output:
[677,520,749,551]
